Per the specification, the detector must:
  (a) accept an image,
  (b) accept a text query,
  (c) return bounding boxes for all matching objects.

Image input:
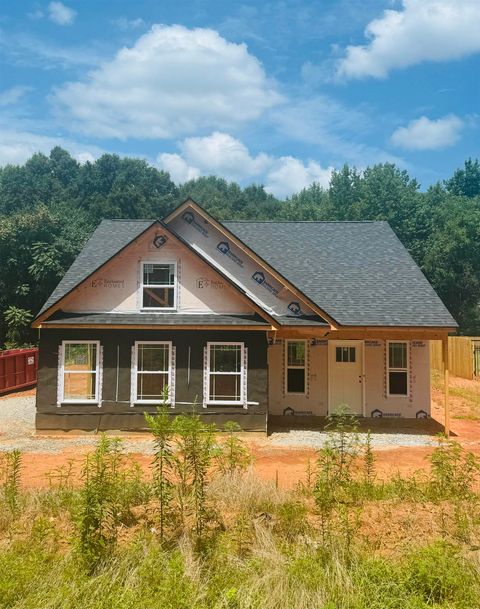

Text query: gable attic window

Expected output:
[141,262,176,310]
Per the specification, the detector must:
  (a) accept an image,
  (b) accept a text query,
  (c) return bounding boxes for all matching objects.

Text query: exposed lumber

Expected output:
[443,336,450,437]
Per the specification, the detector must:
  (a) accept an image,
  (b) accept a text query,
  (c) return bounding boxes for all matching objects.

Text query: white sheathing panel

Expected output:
[363,340,430,418]
[167,206,316,318]
[62,226,252,315]
[268,339,328,416]
[268,339,431,418]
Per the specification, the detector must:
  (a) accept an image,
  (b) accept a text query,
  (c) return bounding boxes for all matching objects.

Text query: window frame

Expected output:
[133,341,173,404]
[60,340,100,404]
[285,339,307,395]
[206,341,245,406]
[140,260,177,311]
[386,340,410,398]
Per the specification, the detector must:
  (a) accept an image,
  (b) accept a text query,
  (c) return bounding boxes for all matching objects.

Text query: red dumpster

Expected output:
[0,348,38,394]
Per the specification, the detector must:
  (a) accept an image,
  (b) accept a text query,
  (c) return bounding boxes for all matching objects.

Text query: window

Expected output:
[387,341,409,396]
[134,342,172,403]
[141,262,176,309]
[286,340,306,394]
[207,343,244,404]
[62,341,99,402]
[336,346,356,363]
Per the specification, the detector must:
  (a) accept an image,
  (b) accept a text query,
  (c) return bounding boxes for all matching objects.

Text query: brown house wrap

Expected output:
[36,329,268,431]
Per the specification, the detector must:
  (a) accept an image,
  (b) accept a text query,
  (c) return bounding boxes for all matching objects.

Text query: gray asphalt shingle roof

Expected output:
[224,221,457,327]
[37,214,457,328]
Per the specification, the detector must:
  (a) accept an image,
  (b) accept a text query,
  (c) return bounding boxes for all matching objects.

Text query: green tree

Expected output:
[445,158,480,198]
[423,195,480,332]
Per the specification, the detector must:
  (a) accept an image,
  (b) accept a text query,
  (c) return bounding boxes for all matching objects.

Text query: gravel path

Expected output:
[268,430,436,449]
[0,393,439,454]
[0,395,155,454]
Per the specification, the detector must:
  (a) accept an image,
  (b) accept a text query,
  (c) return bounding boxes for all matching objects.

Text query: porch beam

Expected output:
[443,336,450,437]
[276,328,451,341]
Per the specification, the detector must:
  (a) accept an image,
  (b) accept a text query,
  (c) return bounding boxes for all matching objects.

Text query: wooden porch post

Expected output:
[442,336,450,436]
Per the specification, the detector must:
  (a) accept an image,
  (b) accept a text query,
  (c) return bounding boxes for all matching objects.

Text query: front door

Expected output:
[328,341,364,415]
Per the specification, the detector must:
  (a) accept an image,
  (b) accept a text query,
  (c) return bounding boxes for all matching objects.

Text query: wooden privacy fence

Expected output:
[430,337,480,380]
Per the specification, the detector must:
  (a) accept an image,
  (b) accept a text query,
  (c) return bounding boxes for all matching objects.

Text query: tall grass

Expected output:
[0,412,480,608]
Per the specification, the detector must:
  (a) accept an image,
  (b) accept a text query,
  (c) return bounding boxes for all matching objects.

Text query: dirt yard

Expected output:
[1,374,479,489]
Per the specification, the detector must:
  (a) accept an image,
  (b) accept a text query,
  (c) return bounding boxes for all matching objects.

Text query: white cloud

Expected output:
[264,157,332,197]
[48,2,77,26]
[0,128,103,167]
[337,0,480,79]
[157,153,200,183]
[0,86,31,106]
[52,24,282,139]
[157,132,333,197]
[180,132,270,181]
[112,17,146,30]
[391,115,464,150]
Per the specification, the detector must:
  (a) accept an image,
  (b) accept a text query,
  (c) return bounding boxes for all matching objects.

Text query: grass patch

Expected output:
[1,413,480,608]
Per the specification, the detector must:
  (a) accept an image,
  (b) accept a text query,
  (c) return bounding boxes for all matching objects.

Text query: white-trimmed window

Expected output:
[387,341,409,396]
[141,262,176,310]
[207,342,245,405]
[285,340,306,394]
[61,341,100,403]
[134,341,173,403]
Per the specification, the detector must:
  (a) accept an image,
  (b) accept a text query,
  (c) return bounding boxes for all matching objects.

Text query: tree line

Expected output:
[0,147,479,346]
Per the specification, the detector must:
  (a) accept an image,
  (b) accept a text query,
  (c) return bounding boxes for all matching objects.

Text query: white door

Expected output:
[328,341,364,415]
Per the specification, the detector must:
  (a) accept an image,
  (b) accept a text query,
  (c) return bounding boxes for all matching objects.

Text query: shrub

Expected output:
[145,403,175,542]
[75,436,125,571]
[429,438,480,500]
[1,449,22,514]
[216,421,252,475]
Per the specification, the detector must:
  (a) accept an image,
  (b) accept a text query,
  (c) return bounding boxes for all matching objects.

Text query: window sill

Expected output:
[133,401,173,405]
[139,309,177,313]
[61,400,99,404]
[205,401,244,406]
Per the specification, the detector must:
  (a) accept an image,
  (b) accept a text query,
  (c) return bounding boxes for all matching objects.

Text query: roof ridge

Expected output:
[99,218,157,223]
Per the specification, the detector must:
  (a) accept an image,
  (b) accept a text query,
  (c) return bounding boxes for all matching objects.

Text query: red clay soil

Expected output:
[0,387,36,400]
[8,375,480,490]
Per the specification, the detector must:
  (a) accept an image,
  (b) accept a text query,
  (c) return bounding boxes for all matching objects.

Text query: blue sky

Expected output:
[1,0,479,197]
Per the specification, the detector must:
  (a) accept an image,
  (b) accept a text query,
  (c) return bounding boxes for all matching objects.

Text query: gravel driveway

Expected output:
[0,393,437,454]
[0,394,154,454]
